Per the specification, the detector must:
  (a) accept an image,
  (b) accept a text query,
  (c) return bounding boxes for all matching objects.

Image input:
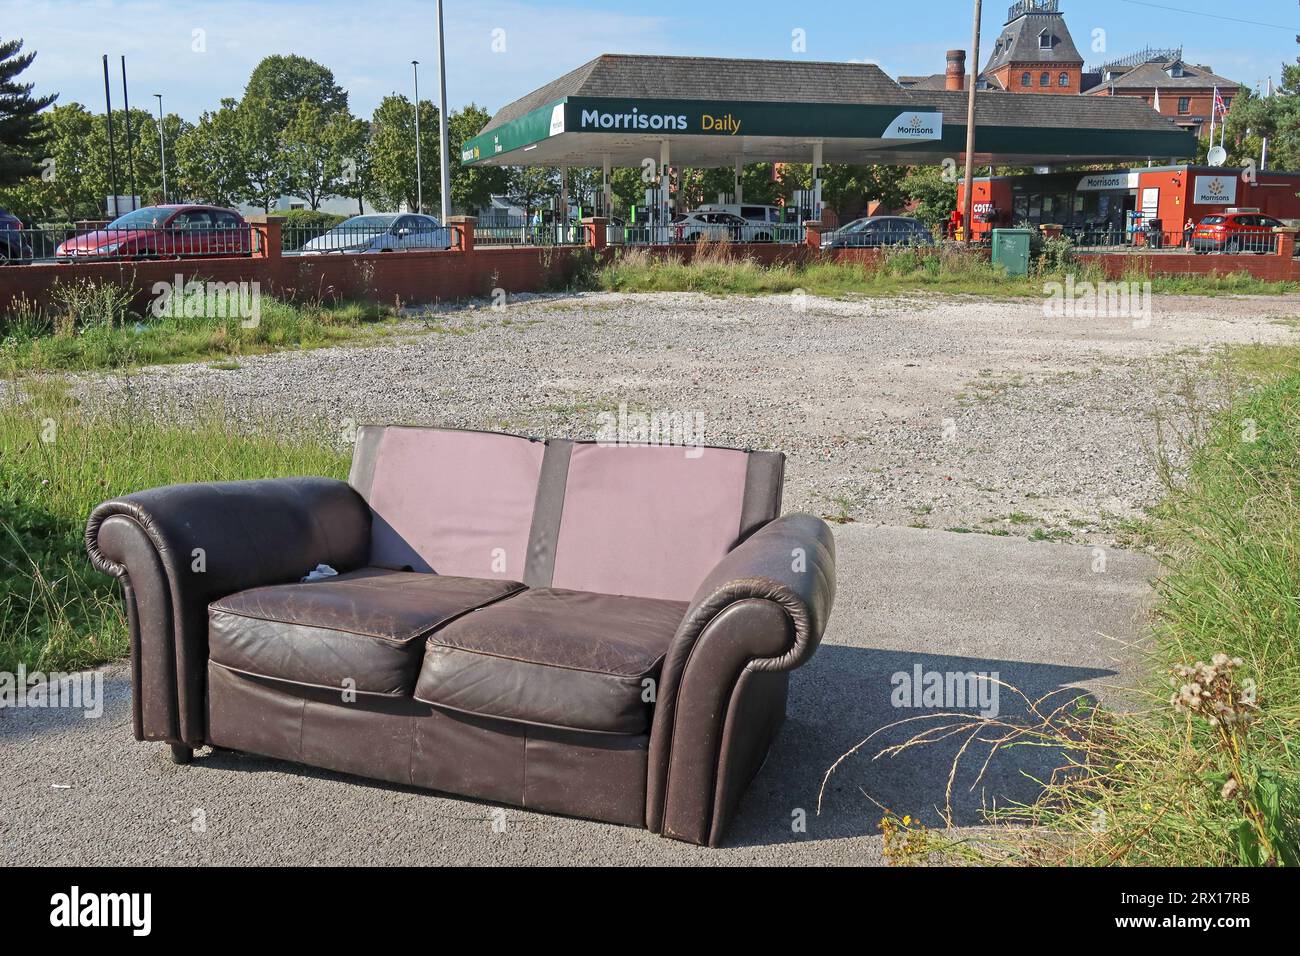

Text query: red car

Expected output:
[1191,210,1284,254]
[56,204,252,260]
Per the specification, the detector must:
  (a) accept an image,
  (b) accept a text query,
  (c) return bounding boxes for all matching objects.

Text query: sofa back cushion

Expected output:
[546,443,781,601]
[349,426,544,581]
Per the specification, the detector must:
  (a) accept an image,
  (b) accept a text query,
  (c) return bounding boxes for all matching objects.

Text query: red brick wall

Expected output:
[988,63,1082,94]
[1081,251,1300,281]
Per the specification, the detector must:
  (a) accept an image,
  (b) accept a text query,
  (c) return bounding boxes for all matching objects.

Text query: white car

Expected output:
[671,211,777,243]
[299,214,452,254]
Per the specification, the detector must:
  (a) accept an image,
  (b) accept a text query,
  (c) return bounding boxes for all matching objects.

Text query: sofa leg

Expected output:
[169,744,194,765]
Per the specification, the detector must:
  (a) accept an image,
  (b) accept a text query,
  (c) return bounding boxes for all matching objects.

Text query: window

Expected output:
[1021,72,1031,87]
[1223,97,1232,110]
[1040,72,1050,87]
[1039,29,1052,50]
[1178,97,1190,114]
[1168,62,1185,78]
[1058,72,1069,87]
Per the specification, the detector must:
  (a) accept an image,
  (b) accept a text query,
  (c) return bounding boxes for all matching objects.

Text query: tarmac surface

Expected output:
[0,523,1156,866]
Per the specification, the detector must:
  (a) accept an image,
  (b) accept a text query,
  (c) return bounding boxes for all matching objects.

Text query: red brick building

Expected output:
[957,165,1300,242]
[1086,49,1239,138]
[981,0,1084,94]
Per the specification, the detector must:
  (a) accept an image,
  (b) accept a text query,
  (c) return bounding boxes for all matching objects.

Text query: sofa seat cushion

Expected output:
[209,568,524,697]
[414,588,688,734]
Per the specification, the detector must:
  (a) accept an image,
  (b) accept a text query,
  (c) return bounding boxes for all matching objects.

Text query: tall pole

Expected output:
[120,56,137,209]
[412,60,423,213]
[154,94,168,202]
[102,55,120,218]
[436,0,452,222]
[961,0,982,245]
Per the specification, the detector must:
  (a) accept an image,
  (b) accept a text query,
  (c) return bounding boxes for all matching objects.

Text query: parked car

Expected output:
[0,208,33,263]
[822,216,934,249]
[299,213,452,253]
[55,205,251,260]
[671,210,776,243]
[695,203,789,225]
[1190,210,1283,254]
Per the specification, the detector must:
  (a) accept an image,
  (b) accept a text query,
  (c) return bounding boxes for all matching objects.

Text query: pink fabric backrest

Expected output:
[355,427,544,580]
[550,444,751,601]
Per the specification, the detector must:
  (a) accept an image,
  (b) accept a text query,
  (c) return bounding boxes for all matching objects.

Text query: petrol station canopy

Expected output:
[462,54,1197,169]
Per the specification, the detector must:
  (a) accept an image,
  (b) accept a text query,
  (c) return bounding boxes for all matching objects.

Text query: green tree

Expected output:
[244,54,347,127]
[448,103,509,214]
[282,101,364,210]
[237,96,293,211]
[176,99,248,208]
[0,37,57,185]
[508,166,559,219]
[903,165,959,226]
[365,94,440,212]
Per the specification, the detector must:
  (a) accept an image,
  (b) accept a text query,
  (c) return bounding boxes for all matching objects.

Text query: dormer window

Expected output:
[1039,29,1052,50]
[1167,61,1185,78]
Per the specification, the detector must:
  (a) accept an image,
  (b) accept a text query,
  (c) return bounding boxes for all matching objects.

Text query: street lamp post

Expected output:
[961,0,983,245]
[153,94,167,203]
[412,60,423,213]
[435,0,451,223]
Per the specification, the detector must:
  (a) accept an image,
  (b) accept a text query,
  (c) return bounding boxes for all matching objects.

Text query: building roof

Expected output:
[466,53,1196,168]
[983,4,1083,72]
[481,54,913,134]
[897,73,951,91]
[1087,59,1241,92]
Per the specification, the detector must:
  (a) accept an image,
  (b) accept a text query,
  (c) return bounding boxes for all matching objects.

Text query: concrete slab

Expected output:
[0,525,1158,866]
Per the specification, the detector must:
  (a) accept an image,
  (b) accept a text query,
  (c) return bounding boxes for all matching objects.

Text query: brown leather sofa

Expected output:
[86,426,836,846]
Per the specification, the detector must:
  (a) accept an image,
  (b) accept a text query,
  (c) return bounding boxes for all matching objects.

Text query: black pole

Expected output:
[102,55,120,218]
[120,56,137,208]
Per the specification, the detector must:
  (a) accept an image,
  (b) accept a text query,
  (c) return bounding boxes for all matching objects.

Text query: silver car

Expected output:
[300,214,451,253]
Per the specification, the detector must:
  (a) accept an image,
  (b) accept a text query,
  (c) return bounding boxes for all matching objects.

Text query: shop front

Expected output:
[960,166,1300,245]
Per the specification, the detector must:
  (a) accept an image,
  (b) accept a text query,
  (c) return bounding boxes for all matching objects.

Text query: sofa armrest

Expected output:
[86,477,371,746]
[647,513,836,844]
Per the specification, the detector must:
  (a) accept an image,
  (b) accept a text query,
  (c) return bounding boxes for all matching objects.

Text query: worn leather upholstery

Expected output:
[209,568,523,696]
[207,664,651,827]
[86,431,838,848]
[646,513,837,845]
[415,588,687,734]
[86,478,371,745]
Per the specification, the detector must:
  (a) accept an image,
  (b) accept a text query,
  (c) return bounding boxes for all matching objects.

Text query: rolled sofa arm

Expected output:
[647,513,836,845]
[86,477,371,746]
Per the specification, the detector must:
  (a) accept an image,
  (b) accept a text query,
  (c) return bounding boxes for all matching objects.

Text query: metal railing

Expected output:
[1062,225,1283,255]
[283,222,455,255]
[474,217,586,247]
[0,224,255,264]
[821,225,937,249]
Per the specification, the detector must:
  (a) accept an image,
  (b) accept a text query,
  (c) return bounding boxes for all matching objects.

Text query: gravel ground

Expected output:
[56,289,1298,546]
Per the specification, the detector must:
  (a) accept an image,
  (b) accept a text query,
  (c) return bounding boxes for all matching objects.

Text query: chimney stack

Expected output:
[946,50,967,91]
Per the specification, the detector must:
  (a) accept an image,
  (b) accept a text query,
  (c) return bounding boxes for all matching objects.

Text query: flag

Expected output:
[1153,86,1161,112]
[1213,86,1228,117]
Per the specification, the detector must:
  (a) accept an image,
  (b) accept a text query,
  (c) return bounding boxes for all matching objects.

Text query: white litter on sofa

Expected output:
[301,564,339,583]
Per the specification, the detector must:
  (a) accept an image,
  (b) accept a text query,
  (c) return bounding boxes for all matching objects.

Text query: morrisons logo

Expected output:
[579,108,689,131]
[884,111,943,141]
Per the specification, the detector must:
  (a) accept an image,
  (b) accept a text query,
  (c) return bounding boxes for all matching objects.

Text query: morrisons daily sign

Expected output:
[462,97,943,162]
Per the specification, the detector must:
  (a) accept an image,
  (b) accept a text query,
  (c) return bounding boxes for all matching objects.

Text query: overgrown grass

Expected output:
[844,345,1300,866]
[0,381,347,671]
[598,241,1300,299]
[1,281,399,373]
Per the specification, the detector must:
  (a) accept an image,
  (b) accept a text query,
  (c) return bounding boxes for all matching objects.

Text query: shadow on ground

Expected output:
[725,644,1113,848]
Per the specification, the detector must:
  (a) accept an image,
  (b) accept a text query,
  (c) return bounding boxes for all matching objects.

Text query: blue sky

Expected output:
[3,0,1296,120]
